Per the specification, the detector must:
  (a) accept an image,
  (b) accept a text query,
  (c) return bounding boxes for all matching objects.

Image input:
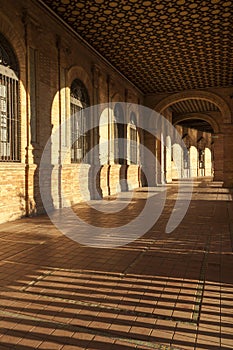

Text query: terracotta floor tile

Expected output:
[0,180,232,350]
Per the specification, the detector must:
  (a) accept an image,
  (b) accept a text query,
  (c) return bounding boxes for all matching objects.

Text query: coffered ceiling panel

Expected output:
[40,0,233,94]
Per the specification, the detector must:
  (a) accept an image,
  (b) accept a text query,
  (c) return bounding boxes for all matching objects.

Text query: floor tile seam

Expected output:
[16,288,197,326]
[2,260,140,278]
[0,284,207,307]
[220,229,224,347]
[171,321,198,349]
[0,260,202,296]
[1,257,211,283]
[0,308,186,350]
[20,269,55,292]
[226,203,233,252]
[122,236,171,277]
[192,234,211,323]
[162,260,187,320]
[121,242,154,276]
[0,237,46,245]
[0,245,45,265]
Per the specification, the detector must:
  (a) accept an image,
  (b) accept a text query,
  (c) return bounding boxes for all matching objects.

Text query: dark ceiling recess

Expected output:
[169,99,219,116]
[169,99,218,133]
[40,0,233,94]
[176,119,214,133]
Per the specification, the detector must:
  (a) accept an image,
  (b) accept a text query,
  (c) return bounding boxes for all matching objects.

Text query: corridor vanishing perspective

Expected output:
[0,0,233,223]
[0,0,233,349]
[0,180,232,350]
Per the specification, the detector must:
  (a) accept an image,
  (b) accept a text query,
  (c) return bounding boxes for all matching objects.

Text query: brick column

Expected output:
[156,118,165,185]
[156,138,162,184]
[92,64,100,158]
[142,130,157,187]
[165,134,172,183]
[90,64,102,198]
[212,133,224,181]
[223,125,233,187]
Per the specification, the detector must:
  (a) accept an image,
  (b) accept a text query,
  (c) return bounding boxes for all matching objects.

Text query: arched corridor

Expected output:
[148,94,229,187]
[0,0,233,348]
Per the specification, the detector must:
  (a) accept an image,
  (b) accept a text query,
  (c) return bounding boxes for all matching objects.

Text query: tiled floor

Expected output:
[0,179,232,349]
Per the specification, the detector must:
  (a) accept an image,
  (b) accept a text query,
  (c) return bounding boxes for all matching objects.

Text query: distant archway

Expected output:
[155,90,231,124]
[154,91,228,182]
[175,117,220,180]
[174,113,220,134]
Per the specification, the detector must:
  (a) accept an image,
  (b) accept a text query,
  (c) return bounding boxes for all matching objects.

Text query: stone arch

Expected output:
[154,90,231,124]
[172,114,222,182]
[0,18,27,164]
[70,79,90,107]
[111,92,124,103]
[0,12,25,72]
[113,103,124,122]
[126,103,139,123]
[67,65,93,101]
[182,133,193,148]
[174,113,221,134]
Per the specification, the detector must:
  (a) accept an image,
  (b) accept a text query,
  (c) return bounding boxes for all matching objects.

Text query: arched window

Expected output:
[129,112,138,164]
[114,103,124,164]
[70,79,89,163]
[0,34,20,161]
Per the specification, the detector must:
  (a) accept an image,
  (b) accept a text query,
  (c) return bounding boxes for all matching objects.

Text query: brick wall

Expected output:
[0,0,143,223]
[0,164,25,223]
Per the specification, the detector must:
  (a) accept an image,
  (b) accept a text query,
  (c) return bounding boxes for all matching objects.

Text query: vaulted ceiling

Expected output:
[40,0,232,94]
[170,99,219,116]
[170,99,219,132]
[176,118,214,133]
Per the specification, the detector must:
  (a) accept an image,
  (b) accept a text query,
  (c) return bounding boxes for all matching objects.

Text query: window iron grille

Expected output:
[0,35,20,162]
[70,79,89,163]
[129,112,138,165]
